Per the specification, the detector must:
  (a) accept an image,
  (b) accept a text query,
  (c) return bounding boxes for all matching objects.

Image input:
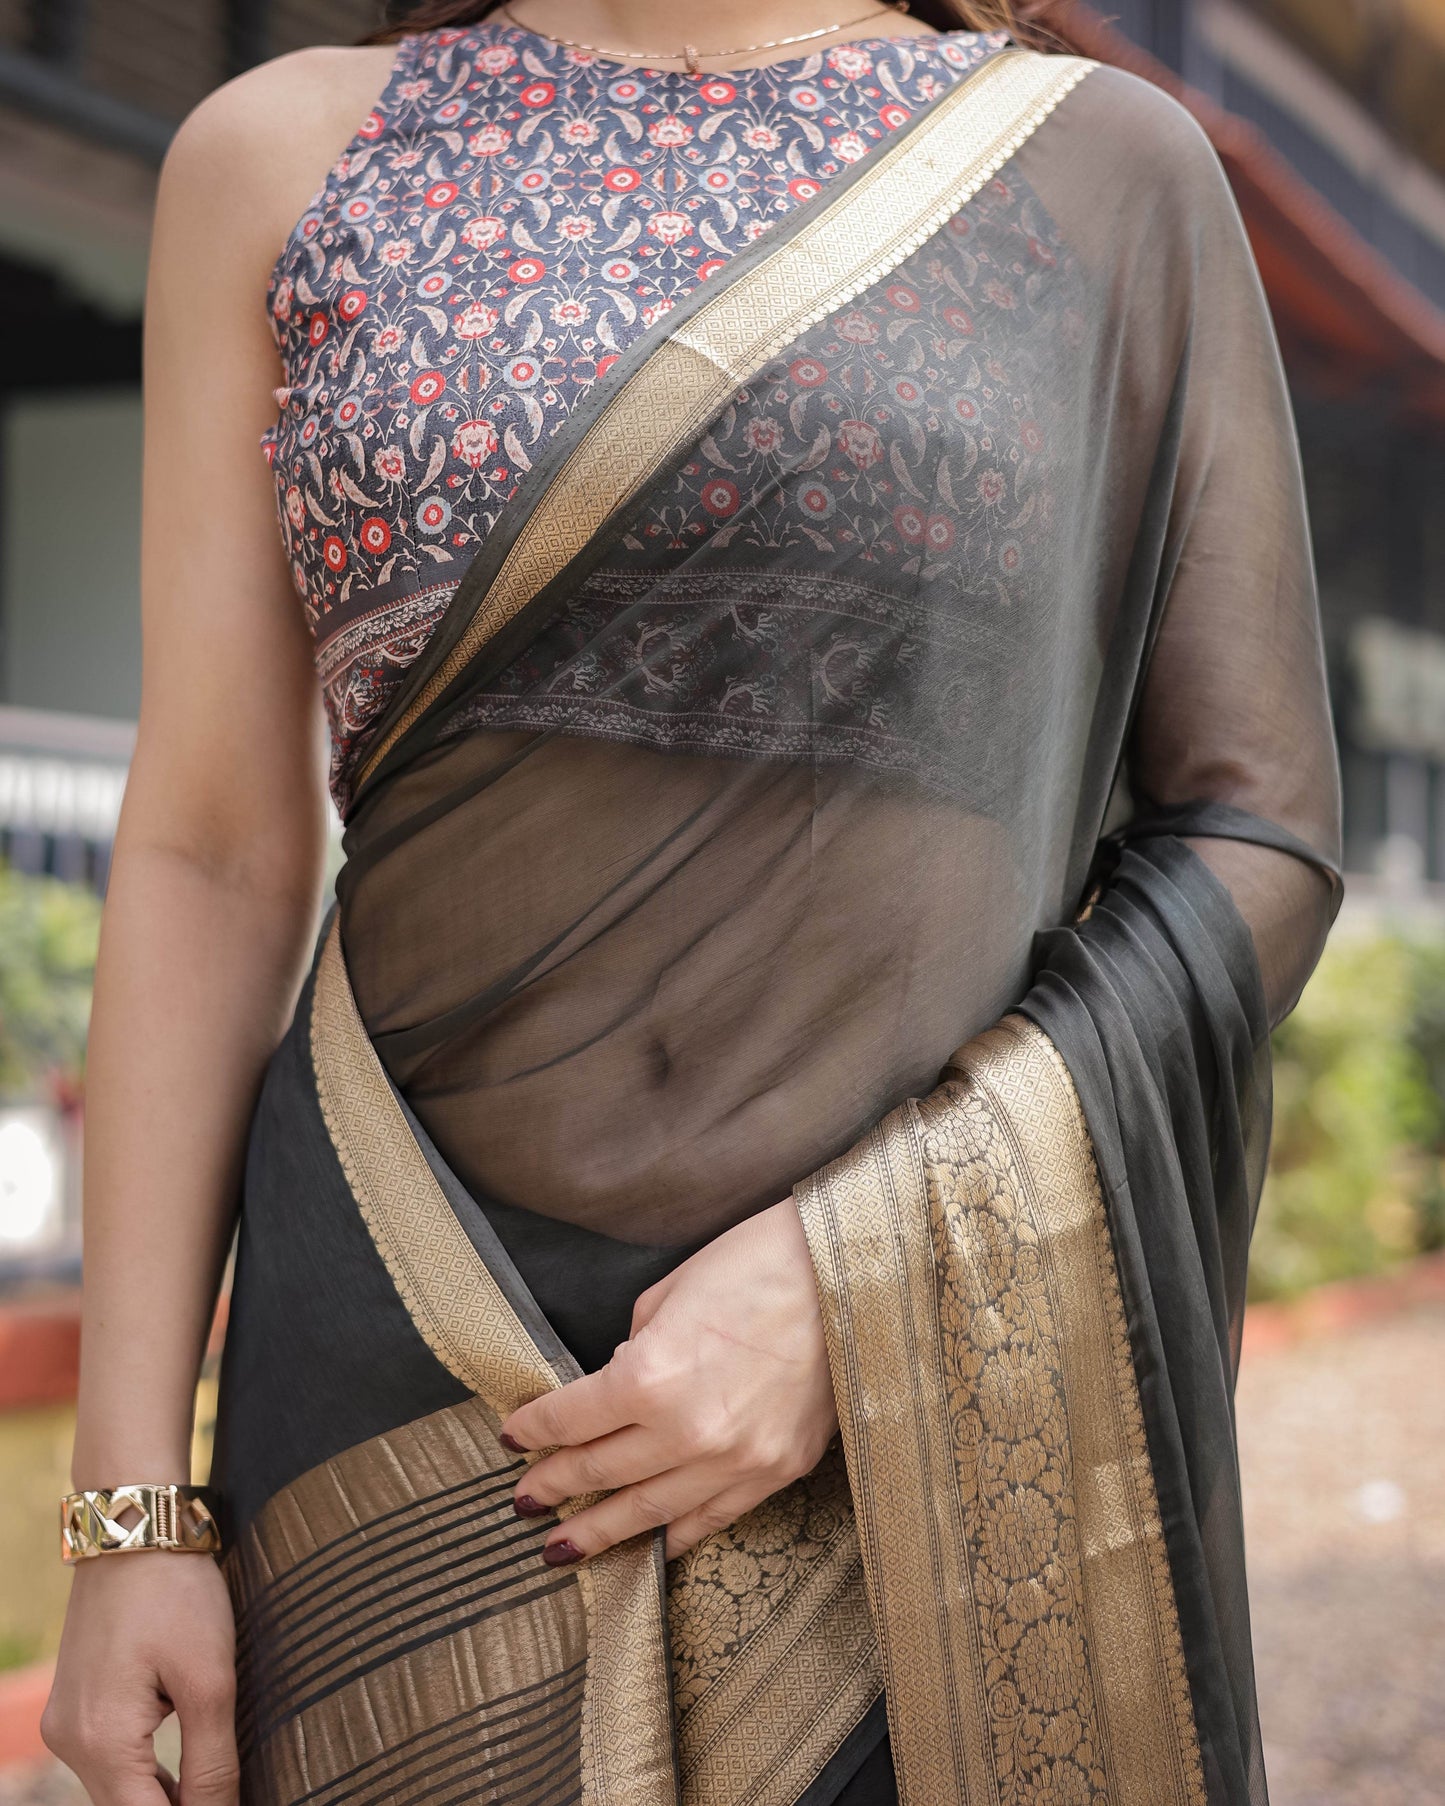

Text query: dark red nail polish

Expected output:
[513,1494,548,1518]
[499,1431,527,1454]
[543,1539,584,1566]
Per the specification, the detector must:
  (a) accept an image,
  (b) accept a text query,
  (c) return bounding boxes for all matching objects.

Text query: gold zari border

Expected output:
[312,921,677,1805]
[796,1016,1208,1806]
[355,48,1096,788]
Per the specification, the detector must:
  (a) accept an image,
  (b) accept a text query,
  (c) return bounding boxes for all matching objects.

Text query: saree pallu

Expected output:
[213,44,1342,1806]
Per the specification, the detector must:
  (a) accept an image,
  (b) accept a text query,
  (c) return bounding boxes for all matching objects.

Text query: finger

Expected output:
[170,1667,239,1806]
[517,1424,673,1513]
[541,1464,719,1564]
[500,1363,634,1454]
[663,1482,765,1561]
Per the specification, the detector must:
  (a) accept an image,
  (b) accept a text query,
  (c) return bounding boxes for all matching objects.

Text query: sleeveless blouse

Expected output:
[263,19,1005,809]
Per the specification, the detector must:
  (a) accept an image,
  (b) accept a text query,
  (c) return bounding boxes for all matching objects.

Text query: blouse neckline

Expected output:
[469,14,987,81]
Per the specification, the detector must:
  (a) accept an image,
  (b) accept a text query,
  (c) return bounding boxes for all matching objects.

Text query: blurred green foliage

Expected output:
[0,861,102,1097]
[1256,927,1445,1299]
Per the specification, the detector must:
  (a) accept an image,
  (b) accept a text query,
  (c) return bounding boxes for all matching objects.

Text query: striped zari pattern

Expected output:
[228,1398,588,1806]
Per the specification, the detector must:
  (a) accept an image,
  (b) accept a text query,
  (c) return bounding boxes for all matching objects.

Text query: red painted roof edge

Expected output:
[1040,1,1445,385]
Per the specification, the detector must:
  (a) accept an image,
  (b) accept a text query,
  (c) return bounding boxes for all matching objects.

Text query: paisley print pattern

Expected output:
[441,166,1078,807]
[264,17,1005,805]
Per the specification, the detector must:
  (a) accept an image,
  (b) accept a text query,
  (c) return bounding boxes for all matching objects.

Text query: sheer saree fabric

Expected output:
[212,44,1341,1806]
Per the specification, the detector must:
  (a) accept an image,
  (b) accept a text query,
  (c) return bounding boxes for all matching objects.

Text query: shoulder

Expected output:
[163,45,397,184]
[1029,55,1246,260]
[154,44,401,270]
[1058,60,1229,196]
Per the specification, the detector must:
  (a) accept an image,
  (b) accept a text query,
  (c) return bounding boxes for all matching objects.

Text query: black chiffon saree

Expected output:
[213,45,1342,1806]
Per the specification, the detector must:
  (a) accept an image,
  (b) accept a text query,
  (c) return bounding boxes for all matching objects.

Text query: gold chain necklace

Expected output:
[498,2,911,75]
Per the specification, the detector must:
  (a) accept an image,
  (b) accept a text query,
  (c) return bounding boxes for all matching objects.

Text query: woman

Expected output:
[43,1,1341,1802]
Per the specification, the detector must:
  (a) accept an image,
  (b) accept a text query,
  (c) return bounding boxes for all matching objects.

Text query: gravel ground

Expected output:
[6,1304,1441,1806]
[1238,1302,1445,1805]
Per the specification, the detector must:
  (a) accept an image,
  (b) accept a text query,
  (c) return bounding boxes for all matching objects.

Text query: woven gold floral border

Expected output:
[355,48,1096,788]
[667,1442,881,1806]
[796,1015,1208,1806]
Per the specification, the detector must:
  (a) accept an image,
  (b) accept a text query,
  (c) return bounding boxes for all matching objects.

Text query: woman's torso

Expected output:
[268,21,1161,1259]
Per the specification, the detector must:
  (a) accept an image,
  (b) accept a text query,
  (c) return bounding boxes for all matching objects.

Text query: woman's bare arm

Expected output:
[44,45,397,1806]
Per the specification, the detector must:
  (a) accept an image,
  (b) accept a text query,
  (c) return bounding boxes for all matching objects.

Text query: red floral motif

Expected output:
[460,215,506,249]
[454,300,499,339]
[261,15,1004,808]
[837,419,883,470]
[836,310,879,345]
[468,123,511,154]
[700,478,740,517]
[647,212,692,246]
[647,114,693,146]
[452,419,499,468]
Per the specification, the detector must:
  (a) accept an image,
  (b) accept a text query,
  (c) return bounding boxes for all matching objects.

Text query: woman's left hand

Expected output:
[498,1198,838,1563]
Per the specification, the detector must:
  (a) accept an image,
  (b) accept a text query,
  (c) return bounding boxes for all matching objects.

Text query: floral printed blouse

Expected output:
[264,16,1004,808]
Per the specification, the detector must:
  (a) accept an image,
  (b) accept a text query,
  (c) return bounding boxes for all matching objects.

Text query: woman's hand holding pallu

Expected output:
[498,1199,837,1562]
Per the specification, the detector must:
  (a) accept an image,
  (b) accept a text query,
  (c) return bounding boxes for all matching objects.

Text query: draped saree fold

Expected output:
[213,42,1343,1806]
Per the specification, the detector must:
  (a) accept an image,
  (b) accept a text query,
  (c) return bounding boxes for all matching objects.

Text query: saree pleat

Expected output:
[216,40,1343,1806]
[1023,838,1278,1806]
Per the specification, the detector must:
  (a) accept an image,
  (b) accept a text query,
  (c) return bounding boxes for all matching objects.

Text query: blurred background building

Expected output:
[0,3,1440,1801]
[0,0,1441,889]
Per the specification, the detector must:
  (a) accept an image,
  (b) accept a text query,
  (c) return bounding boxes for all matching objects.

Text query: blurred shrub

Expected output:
[0,860,102,1098]
[1255,926,1445,1299]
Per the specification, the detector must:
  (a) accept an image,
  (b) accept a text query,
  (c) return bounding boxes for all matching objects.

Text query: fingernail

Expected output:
[543,1538,585,1566]
[499,1431,528,1453]
[513,1493,549,1518]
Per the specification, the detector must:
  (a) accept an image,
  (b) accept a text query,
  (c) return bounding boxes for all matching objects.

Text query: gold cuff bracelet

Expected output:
[60,1484,223,1564]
